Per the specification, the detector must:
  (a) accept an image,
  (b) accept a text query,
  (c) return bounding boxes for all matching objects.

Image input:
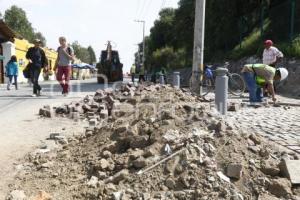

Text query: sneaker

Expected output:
[63,92,69,97]
[37,90,41,96]
[31,94,37,97]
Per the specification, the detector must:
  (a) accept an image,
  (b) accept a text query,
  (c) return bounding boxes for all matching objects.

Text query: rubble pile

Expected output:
[8,83,300,200]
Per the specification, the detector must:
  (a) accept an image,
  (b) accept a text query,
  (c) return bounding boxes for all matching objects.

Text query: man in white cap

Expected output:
[241,64,288,104]
[263,40,283,67]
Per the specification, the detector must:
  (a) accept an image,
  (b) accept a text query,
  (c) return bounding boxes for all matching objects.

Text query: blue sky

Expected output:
[0,0,180,72]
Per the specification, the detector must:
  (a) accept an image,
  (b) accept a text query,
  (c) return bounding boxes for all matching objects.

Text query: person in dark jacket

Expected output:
[26,39,48,97]
[5,55,19,90]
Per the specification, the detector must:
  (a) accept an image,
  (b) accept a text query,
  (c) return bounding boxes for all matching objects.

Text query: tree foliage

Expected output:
[4,5,35,42]
[3,5,48,46]
[138,0,299,71]
[87,46,96,64]
[71,41,96,64]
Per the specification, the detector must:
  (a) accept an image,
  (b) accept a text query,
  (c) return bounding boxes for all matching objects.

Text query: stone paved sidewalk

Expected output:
[226,95,300,155]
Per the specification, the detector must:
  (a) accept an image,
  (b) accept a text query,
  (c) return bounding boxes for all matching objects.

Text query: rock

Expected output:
[99,159,110,170]
[128,149,144,160]
[248,146,260,153]
[215,121,226,133]
[258,193,280,200]
[268,178,292,198]
[132,157,147,169]
[279,160,300,185]
[249,134,261,145]
[226,163,243,179]
[165,177,176,189]
[217,171,230,183]
[39,107,52,118]
[261,162,280,176]
[6,190,26,200]
[228,103,240,112]
[102,150,112,159]
[32,191,52,200]
[105,169,129,184]
[100,109,109,119]
[129,136,149,149]
[89,119,97,126]
[87,176,98,188]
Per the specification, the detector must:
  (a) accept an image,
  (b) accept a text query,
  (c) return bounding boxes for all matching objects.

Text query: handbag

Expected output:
[23,63,32,79]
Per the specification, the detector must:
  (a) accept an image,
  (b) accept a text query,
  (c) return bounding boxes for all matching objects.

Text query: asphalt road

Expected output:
[0,78,112,198]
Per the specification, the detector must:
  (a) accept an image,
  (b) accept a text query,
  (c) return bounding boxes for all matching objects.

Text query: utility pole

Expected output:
[134,20,145,68]
[191,0,206,94]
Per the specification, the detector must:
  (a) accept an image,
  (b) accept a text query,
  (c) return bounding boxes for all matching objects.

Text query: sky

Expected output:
[0,0,180,72]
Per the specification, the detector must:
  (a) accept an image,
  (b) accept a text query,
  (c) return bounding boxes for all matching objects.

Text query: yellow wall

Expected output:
[14,38,57,72]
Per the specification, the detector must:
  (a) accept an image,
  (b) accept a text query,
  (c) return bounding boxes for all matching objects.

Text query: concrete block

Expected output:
[279,160,300,185]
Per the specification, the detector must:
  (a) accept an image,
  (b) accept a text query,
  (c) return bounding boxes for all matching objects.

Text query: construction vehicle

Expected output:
[96,41,123,83]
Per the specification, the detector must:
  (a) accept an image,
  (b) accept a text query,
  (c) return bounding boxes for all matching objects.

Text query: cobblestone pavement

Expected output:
[226,95,300,155]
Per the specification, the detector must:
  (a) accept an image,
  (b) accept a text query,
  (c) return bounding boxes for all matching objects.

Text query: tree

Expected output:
[34,32,46,47]
[71,41,91,63]
[87,46,96,64]
[4,5,35,42]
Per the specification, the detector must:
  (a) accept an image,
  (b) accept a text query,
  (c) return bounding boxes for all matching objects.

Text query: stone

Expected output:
[126,98,137,105]
[226,164,243,179]
[279,160,300,185]
[6,190,26,200]
[39,108,52,118]
[268,178,292,198]
[261,162,280,176]
[100,109,109,119]
[89,119,97,126]
[258,193,280,200]
[106,169,129,184]
[82,104,92,112]
[132,157,147,169]
[217,171,230,183]
[102,150,112,159]
[228,103,240,112]
[249,134,261,145]
[87,176,98,188]
[32,191,52,200]
[165,177,176,189]
[128,149,144,160]
[99,159,110,170]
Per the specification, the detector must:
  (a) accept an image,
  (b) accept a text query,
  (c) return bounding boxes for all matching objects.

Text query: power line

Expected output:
[138,0,148,19]
[143,0,153,19]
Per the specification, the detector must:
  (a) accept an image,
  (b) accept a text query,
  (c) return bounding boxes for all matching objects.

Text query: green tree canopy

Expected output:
[4,5,35,42]
[71,41,91,64]
[34,32,46,47]
[87,46,96,64]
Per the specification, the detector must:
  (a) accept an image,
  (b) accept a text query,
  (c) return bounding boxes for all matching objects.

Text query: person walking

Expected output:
[130,63,136,83]
[263,40,283,67]
[5,55,18,90]
[138,65,145,83]
[241,64,288,105]
[54,36,75,96]
[26,39,48,97]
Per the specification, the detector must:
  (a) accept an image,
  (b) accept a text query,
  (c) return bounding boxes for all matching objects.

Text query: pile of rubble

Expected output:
[7,83,300,200]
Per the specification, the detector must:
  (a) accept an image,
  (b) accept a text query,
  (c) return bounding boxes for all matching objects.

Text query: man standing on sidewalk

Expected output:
[130,63,136,83]
[54,37,75,96]
[26,39,48,97]
[263,40,283,67]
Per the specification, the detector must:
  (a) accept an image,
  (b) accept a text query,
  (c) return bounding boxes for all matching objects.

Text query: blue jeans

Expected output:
[243,72,262,103]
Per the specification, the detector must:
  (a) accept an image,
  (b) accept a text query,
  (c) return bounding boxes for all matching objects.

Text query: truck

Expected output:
[96,41,123,83]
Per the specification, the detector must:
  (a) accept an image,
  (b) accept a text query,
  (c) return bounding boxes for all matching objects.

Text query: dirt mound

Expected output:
[7,83,300,200]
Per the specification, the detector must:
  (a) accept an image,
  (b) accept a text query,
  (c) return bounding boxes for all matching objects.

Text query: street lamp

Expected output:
[134,20,145,68]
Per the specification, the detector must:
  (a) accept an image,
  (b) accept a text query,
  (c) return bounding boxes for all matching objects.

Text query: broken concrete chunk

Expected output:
[226,164,243,179]
[268,178,292,198]
[279,160,300,185]
[6,190,26,200]
[87,176,98,188]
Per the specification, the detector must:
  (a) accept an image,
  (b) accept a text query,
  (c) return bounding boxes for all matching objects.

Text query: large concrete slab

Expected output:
[280,160,300,185]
